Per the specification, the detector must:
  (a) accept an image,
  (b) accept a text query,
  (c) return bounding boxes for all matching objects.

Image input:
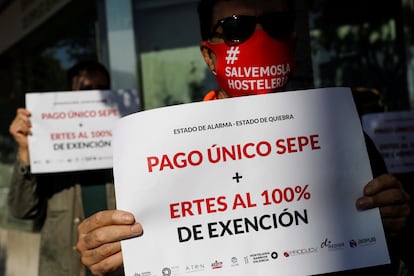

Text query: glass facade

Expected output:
[309,0,410,111]
[132,0,215,109]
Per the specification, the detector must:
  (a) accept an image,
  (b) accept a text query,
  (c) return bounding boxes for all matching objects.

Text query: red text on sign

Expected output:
[170,196,227,219]
[275,135,320,154]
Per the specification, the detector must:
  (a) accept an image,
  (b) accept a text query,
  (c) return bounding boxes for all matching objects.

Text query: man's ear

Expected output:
[200,42,216,74]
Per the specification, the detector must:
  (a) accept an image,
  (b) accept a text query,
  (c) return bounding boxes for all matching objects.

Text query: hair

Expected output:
[197,0,219,41]
[351,86,385,115]
[197,0,295,41]
[67,60,111,89]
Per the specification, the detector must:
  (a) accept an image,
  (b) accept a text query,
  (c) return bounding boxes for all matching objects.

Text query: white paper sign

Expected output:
[26,89,140,173]
[113,87,389,276]
[362,110,414,174]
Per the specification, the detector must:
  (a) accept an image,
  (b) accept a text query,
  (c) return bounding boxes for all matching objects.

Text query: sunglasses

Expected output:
[210,12,295,45]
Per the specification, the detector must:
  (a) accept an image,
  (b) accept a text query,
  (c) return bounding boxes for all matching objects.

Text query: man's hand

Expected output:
[76,210,143,276]
[9,108,32,164]
[356,174,411,238]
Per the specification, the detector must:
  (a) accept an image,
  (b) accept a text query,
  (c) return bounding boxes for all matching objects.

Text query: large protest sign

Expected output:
[362,110,414,174]
[113,87,389,276]
[26,89,140,173]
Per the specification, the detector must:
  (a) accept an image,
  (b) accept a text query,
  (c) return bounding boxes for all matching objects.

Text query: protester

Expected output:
[8,60,115,276]
[76,1,411,275]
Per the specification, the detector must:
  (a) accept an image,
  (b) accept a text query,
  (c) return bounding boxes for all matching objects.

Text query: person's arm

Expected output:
[7,159,45,219]
[9,108,31,164]
[76,210,142,276]
[357,133,411,239]
[354,134,411,274]
[7,108,45,219]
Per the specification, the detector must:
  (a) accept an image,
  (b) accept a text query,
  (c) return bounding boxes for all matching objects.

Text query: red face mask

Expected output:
[205,30,296,97]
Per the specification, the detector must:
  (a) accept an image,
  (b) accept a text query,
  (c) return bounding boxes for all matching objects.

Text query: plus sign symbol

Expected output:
[233,172,243,183]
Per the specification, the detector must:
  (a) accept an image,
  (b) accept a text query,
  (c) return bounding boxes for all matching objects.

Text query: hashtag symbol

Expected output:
[226,46,240,64]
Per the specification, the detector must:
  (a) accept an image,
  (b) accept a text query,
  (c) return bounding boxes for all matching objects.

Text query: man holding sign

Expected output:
[8,60,116,276]
[76,1,411,276]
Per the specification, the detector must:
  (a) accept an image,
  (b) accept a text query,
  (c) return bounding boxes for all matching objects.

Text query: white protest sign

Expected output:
[362,110,414,174]
[26,89,140,173]
[113,87,389,276]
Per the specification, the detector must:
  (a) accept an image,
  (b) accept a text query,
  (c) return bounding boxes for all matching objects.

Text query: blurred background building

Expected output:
[0,0,413,275]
